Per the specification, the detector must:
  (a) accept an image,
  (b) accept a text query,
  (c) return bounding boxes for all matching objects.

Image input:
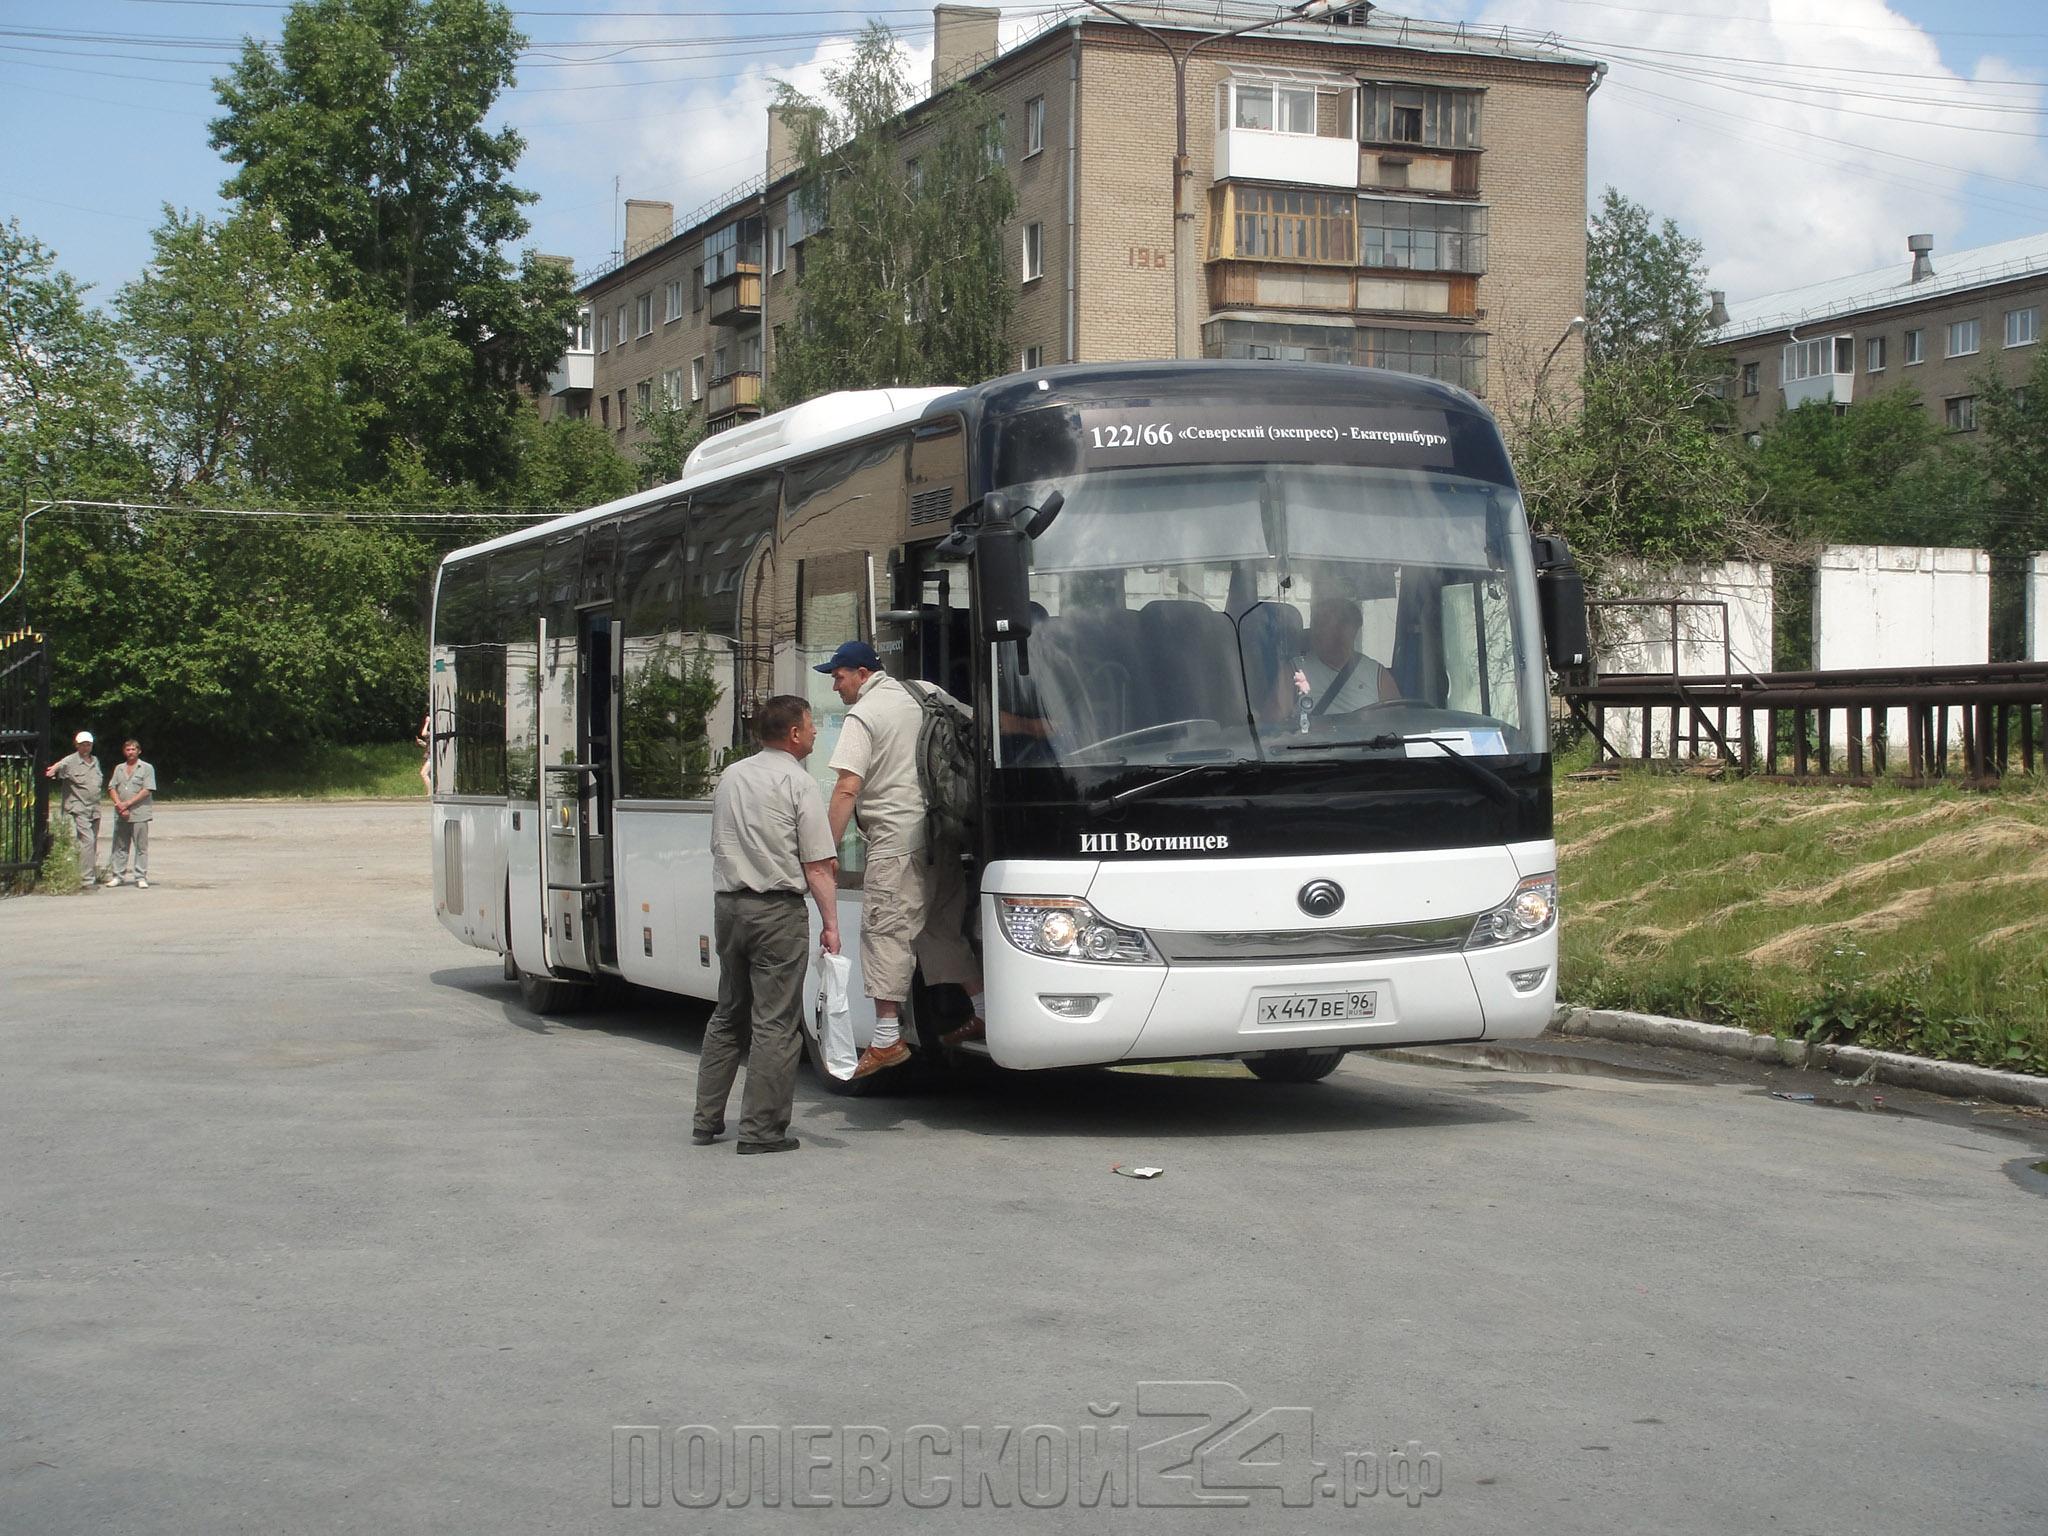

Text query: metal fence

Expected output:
[1,627,52,882]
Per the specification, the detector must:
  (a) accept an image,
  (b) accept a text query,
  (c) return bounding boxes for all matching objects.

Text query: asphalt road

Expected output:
[4,801,2046,1534]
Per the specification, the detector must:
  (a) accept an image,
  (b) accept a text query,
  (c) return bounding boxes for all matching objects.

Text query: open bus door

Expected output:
[539,606,620,978]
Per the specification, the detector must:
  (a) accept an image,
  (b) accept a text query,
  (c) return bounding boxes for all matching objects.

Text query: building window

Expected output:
[636,379,652,417]
[701,218,762,288]
[660,368,683,407]
[1359,82,1482,149]
[597,310,610,352]
[692,267,704,311]
[599,394,610,427]
[1224,186,1355,263]
[1946,394,1977,431]
[1021,222,1043,283]
[737,332,762,374]
[1358,197,1488,274]
[2006,306,2039,348]
[615,305,628,347]
[981,115,1006,172]
[571,308,592,351]
[1782,337,1850,384]
[905,158,923,195]
[635,293,653,338]
[1203,318,1487,395]
[1904,328,1924,364]
[664,280,682,322]
[1866,336,1885,373]
[690,356,704,401]
[1025,95,1045,157]
[712,345,728,379]
[1233,83,1315,134]
[1021,344,1043,371]
[1741,362,1759,397]
[770,225,786,275]
[616,389,627,430]
[1946,318,1980,358]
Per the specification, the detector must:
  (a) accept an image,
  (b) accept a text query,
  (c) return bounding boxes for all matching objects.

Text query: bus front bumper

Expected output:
[981,928,1558,1072]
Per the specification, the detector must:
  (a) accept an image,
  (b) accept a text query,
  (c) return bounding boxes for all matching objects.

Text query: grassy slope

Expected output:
[1557,774,2048,1074]
[167,742,426,801]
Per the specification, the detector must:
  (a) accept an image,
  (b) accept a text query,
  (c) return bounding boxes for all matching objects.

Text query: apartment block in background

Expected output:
[1709,231,2048,440]
[557,2,1602,462]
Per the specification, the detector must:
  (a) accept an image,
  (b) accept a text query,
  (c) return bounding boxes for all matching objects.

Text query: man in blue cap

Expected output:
[816,641,984,1077]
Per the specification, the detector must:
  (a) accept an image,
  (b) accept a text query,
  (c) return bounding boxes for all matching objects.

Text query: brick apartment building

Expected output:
[543,2,1602,460]
[1708,230,2048,439]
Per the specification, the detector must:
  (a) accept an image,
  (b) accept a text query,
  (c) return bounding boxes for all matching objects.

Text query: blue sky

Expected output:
[3,0,2045,307]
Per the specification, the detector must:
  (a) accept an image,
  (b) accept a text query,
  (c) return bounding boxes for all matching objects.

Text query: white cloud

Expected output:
[1434,0,2048,301]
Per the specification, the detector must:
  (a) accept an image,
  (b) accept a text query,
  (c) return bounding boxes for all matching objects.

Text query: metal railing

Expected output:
[1,627,52,883]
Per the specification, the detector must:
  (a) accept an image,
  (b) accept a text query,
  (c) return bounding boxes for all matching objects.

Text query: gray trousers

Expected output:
[67,811,99,879]
[111,817,150,877]
[693,891,809,1146]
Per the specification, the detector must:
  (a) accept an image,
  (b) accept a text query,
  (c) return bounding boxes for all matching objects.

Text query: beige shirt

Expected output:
[110,760,157,822]
[1297,651,1389,715]
[710,747,835,894]
[52,752,103,816]
[827,672,959,858]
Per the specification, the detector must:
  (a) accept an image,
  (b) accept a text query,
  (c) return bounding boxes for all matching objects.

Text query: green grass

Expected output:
[1557,771,2048,1075]
[168,741,427,801]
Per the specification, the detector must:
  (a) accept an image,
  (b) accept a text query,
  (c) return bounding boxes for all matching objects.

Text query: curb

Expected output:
[1549,1006,2048,1110]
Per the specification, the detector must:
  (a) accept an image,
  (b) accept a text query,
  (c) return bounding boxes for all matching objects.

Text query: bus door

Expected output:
[541,608,619,976]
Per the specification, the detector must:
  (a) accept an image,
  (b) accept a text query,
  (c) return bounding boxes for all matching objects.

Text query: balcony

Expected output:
[708,265,763,327]
[706,370,763,422]
[1214,72,1357,190]
[546,349,593,396]
[1781,336,1855,410]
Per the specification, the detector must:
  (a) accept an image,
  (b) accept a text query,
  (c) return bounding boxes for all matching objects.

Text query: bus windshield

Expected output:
[991,462,1548,772]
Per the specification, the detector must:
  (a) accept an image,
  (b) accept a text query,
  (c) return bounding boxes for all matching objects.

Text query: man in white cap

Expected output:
[45,731,105,887]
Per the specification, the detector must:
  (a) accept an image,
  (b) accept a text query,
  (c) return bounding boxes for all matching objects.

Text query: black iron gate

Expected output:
[1,627,52,882]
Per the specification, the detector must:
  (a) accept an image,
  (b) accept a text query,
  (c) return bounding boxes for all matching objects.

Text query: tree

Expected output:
[0,220,141,517]
[210,0,576,486]
[117,207,362,497]
[1584,186,1712,367]
[770,23,1015,404]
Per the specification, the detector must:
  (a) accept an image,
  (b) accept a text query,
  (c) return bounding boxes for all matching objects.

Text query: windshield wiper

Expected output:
[1105,758,1251,806]
[1282,733,1519,808]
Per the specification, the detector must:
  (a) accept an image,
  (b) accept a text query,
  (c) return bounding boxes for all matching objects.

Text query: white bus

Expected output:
[429,361,1588,1086]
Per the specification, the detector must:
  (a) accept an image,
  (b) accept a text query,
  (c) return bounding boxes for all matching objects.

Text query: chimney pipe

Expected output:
[1707,290,1729,328]
[1908,233,1935,283]
[931,5,999,95]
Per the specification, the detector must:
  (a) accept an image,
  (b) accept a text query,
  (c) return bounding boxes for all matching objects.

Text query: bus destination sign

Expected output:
[1074,405,1473,473]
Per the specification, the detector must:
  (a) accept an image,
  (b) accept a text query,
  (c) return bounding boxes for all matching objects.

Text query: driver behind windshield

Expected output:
[1295,595,1399,718]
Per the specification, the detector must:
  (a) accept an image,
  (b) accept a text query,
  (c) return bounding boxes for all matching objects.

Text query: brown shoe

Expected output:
[940,1018,987,1048]
[850,1041,911,1079]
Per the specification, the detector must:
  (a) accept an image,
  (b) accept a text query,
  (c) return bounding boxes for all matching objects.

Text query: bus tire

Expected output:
[516,968,593,1016]
[1245,1049,1347,1083]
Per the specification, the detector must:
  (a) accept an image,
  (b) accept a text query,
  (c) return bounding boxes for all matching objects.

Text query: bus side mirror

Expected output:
[1531,534,1590,676]
[974,519,1035,646]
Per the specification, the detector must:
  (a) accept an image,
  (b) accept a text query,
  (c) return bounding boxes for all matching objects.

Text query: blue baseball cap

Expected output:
[812,640,881,674]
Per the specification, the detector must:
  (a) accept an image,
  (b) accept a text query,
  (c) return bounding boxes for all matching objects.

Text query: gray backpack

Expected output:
[904,679,978,859]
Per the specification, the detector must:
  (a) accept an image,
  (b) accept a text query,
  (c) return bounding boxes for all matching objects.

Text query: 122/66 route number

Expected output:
[1089,423,1174,449]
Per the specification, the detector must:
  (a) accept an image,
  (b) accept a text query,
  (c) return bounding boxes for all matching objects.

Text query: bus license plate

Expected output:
[1257,989,1379,1024]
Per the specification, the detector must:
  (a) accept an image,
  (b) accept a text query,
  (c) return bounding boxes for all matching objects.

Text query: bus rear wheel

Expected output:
[1245,1049,1347,1083]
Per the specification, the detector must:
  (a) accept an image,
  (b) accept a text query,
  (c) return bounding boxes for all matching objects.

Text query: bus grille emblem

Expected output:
[1298,880,1345,918]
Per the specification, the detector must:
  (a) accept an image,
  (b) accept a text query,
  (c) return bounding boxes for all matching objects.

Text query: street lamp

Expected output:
[1075,0,1352,359]
[1528,313,1586,435]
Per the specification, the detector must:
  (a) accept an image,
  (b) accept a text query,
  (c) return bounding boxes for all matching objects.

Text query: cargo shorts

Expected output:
[860,848,980,1003]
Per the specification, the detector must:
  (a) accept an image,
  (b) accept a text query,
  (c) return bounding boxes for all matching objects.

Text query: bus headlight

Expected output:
[997,897,1161,965]
[1464,875,1558,949]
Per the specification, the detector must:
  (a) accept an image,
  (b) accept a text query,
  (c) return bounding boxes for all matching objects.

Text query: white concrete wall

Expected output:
[1595,560,1773,758]
[1812,544,1991,753]
[2029,553,2048,662]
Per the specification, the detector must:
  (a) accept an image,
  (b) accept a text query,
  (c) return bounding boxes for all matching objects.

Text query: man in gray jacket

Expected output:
[107,739,157,887]
[44,731,104,887]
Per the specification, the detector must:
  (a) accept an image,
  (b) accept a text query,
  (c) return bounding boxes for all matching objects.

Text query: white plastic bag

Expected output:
[818,951,856,1080]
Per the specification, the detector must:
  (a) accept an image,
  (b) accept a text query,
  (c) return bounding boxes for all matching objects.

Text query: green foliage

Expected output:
[770,22,1016,404]
[633,395,706,488]
[619,641,725,800]
[1976,344,2048,557]
[505,412,640,509]
[209,0,577,487]
[117,206,363,497]
[1584,186,1711,366]
[0,219,145,510]
[168,740,426,799]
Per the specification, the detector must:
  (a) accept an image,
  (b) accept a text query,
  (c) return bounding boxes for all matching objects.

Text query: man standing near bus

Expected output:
[693,695,840,1156]
[45,731,104,888]
[817,642,984,1079]
[106,738,157,887]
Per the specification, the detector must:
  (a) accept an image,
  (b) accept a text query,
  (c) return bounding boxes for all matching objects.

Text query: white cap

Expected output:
[75,731,93,744]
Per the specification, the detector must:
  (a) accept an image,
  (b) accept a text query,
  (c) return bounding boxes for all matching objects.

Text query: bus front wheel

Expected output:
[1245,1049,1347,1083]
[516,968,593,1016]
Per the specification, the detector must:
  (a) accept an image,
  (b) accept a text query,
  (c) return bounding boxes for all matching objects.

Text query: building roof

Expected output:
[1711,230,2048,344]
